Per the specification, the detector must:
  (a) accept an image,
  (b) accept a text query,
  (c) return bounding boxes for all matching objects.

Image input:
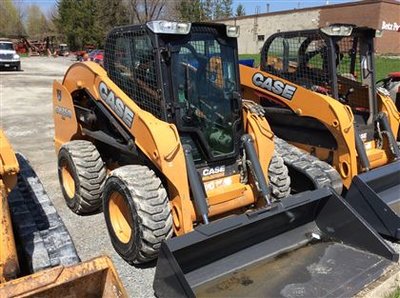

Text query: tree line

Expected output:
[0,0,246,50]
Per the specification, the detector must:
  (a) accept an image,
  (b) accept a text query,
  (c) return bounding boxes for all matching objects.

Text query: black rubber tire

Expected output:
[16,62,21,71]
[268,151,291,200]
[103,165,173,264]
[58,140,106,214]
[8,154,80,274]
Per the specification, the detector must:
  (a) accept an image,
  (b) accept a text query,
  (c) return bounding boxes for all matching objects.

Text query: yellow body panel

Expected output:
[240,64,399,189]
[0,130,20,283]
[378,92,400,137]
[53,62,275,234]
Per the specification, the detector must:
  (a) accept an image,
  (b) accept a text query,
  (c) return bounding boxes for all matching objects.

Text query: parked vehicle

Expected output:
[89,49,104,65]
[58,43,70,56]
[75,45,95,61]
[0,40,21,71]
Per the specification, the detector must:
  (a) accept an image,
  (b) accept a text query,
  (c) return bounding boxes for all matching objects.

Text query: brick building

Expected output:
[216,0,400,55]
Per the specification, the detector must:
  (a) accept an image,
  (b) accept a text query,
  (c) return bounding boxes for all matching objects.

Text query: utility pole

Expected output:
[253,6,259,42]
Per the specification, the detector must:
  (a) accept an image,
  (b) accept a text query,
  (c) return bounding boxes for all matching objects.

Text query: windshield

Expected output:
[0,43,14,50]
[171,33,239,158]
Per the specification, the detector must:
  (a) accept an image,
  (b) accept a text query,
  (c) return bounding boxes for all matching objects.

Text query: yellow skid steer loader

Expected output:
[240,24,400,240]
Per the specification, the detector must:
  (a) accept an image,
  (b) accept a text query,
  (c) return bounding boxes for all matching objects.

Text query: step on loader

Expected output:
[52,21,398,297]
[0,130,127,297]
[240,24,400,240]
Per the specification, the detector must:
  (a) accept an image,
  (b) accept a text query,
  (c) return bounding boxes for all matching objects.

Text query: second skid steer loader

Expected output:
[53,21,398,296]
[240,24,400,240]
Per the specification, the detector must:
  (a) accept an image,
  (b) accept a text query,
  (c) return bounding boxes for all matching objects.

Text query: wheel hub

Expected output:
[109,191,133,244]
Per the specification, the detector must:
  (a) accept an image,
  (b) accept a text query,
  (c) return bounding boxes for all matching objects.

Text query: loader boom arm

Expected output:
[240,64,359,187]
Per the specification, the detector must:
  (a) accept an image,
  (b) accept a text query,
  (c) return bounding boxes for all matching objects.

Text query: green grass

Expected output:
[375,56,400,81]
[239,54,260,66]
[386,287,400,298]
[239,54,400,81]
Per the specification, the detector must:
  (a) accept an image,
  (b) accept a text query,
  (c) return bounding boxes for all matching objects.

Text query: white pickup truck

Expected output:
[0,40,21,71]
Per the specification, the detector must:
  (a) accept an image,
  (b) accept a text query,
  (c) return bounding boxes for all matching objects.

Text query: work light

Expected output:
[321,25,353,36]
[226,25,240,37]
[147,21,191,35]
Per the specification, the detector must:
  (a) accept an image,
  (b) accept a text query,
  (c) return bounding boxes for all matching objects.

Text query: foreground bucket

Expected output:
[0,256,127,297]
[153,189,398,298]
[346,160,400,239]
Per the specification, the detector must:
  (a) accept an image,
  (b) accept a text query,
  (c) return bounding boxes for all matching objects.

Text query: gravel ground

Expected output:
[1,56,399,297]
[0,56,153,297]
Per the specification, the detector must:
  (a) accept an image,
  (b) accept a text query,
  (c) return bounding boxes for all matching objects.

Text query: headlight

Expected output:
[147,21,191,35]
[226,25,240,38]
[321,25,353,36]
[375,29,383,38]
[13,54,20,60]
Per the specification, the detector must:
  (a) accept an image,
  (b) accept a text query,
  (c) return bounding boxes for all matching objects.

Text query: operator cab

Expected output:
[105,21,242,166]
[261,24,381,126]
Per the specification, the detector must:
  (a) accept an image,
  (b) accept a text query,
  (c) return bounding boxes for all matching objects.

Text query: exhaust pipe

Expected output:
[154,189,398,297]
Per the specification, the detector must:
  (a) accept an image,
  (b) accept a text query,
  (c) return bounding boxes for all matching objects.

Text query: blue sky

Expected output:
[21,0,359,15]
[232,0,357,15]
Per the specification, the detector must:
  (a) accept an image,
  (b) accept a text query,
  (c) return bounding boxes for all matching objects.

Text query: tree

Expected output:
[26,4,49,38]
[96,0,129,33]
[177,0,204,22]
[214,1,223,19]
[235,3,245,17]
[176,0,233,21]
[0,0,26,36]
[203,0,213,20]
[221,0,232,18]
[126,0,169,24]
[55,0,101,50]
[54,0,128,50]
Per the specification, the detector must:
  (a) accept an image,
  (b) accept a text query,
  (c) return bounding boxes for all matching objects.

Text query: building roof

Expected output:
[216,0,400,22]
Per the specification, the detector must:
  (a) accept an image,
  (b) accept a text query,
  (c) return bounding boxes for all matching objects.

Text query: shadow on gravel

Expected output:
[133,259,157,269]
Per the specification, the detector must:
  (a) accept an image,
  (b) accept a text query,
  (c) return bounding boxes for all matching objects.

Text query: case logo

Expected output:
[252,73,297,100]
[55,106,72,119]
[99,81,134,128]
[202,165,225,177]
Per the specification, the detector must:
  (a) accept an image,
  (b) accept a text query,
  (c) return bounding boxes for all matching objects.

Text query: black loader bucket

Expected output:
[346,160,400,240]
[153,188,398,298]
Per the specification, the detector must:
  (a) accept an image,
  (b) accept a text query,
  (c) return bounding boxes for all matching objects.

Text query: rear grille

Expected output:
[0,53,13,60]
